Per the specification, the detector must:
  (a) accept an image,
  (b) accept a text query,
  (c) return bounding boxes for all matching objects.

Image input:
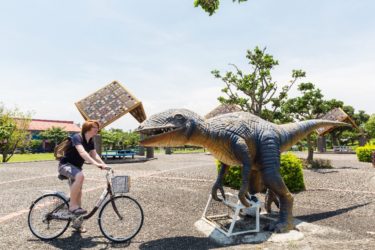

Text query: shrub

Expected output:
[356,145,375,162]
[215,160,242,189]
[279,153,306,192]
[216,152,305,193]
[299,158,333,169]
[29,139,43,153]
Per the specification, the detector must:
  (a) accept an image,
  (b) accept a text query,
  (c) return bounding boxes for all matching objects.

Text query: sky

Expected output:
[0,0,374,131]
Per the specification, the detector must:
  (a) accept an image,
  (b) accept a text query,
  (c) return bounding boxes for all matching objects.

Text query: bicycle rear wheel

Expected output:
[28,193,70,240]
[98,195,144,243]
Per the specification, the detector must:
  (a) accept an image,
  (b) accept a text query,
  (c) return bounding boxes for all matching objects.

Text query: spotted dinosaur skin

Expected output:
[136,109,348,233]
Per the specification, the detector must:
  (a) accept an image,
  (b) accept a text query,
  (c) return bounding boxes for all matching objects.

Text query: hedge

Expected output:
[216,152,305,193]
[356,145,375,162]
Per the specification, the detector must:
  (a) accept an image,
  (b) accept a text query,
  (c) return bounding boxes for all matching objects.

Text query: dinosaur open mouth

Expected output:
[137,126,184,144]
[139,126,178,136]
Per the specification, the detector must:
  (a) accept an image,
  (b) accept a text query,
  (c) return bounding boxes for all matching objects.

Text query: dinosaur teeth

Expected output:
[141,127,177,137]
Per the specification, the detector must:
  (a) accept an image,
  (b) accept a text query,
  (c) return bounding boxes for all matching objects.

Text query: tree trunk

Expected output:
[2,153,7,163]
[331,132,340,146]
[306,134,314,164]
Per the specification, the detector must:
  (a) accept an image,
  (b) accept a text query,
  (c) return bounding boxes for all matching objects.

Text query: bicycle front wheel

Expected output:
[28,193,70,240]
[98,195,144,243]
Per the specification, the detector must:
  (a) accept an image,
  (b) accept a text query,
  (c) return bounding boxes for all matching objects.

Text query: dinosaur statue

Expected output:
[136,109,349,233]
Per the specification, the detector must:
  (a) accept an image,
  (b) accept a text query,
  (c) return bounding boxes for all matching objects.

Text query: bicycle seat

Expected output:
[58,174,68,181]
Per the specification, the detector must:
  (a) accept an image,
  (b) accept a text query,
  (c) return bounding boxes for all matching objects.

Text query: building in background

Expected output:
[29,119,81,152]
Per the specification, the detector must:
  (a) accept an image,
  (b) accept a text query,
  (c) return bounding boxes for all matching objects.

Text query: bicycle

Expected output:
[28,167,144,243]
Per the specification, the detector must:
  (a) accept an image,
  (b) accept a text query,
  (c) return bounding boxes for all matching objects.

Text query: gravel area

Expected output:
[1,152,375,249]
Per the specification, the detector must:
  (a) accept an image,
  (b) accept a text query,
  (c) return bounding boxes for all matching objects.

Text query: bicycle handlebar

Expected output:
[105,167,114,183]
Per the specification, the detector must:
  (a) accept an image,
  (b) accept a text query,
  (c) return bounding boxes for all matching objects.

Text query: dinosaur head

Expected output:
[136,109,204,147]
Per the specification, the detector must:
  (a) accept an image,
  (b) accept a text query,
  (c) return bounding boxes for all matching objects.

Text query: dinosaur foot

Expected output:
[211,182,226,202]
[264,221,294,233]
[265,189,280,214]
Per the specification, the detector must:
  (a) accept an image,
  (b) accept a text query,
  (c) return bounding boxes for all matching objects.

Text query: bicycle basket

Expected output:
[111,176,130,194]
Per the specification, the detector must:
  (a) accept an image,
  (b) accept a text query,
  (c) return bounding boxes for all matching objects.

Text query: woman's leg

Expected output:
[69,172,84,211]
[77,185,83,208]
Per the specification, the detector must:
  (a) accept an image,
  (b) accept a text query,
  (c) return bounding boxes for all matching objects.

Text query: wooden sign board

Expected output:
[75,81,146,128]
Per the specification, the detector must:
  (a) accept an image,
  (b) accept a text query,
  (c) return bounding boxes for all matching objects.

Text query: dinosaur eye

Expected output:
[174,114,185,120]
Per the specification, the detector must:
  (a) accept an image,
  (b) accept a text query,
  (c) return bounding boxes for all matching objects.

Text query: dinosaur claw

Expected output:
[245,192,251,201]
[211,183,224,202]
[239,187,250,207]
[219,186,226,201]
[265,221,294,233]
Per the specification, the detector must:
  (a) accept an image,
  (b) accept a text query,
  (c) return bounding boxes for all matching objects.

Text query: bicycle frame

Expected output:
[82,168,121,220]
[50,168,122,221]
[29,167,143,243]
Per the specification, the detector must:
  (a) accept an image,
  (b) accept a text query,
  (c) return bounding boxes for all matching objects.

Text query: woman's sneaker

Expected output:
[69,207,87,215]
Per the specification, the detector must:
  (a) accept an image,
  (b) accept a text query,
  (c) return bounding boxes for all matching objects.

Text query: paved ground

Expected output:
[0,152,375,249]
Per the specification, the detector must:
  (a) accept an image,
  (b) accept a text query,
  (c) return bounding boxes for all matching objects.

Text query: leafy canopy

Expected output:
[40,127,68,147]
[101,129,140,150]
[212,46,305,122]
[194,0,247,16]
[365,114,375,138]
[0,104,31,162]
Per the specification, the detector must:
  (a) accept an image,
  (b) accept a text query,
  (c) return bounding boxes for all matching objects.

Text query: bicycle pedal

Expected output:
[72,216,84,228]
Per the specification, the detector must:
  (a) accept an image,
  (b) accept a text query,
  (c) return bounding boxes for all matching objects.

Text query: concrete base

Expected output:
[195,213,307,245]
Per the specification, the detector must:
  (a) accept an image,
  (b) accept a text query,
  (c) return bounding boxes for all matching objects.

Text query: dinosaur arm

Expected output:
[211,162,228,201]
[232,137,252,207]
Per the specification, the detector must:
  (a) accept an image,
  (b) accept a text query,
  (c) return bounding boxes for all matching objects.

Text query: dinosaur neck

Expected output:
[277,120,347,152]
[187,122,212,147]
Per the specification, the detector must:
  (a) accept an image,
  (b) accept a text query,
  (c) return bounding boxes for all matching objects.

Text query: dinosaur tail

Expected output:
[277,120,350,152]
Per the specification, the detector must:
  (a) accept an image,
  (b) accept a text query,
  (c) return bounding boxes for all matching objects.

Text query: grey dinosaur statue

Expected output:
[136,109,349,233]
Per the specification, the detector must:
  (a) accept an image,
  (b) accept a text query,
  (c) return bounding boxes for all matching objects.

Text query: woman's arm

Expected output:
[89,150,106,165]
[75,145,103,166]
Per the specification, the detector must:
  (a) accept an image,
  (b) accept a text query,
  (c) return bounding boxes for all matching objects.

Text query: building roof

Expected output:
[28,119,81,132]
[205,104,242,119]
[316,107,358,136]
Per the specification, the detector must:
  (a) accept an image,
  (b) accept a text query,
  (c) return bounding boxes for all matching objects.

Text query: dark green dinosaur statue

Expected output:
[136,109,349,233]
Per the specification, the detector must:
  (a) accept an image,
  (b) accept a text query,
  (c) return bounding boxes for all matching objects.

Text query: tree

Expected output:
[0,104,31,162]
[101,129,116,150]
[194,0,247,16]
[212,46,306,122]
[281,83,342,163]
[40,127,68,150]
[29,139,43,153]
[101,129,140,150]
[125,132,141,148]
[365,115,375,138]
[340,130,357,146]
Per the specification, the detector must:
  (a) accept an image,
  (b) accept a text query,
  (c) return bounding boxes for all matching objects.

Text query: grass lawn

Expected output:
[0,153,55,163]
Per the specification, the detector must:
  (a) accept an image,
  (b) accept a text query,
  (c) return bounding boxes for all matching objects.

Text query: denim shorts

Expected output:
[58,162,82,181]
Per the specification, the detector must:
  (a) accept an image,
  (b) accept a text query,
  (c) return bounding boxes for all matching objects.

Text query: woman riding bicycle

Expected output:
[58,120,109,218]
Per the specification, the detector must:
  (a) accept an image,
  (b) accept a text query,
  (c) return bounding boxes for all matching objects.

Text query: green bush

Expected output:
[299,158,333,169]
[215,160,242,189]
[279,153,306,192]
[29,139,43,152]
[356,145,375,162]
[216,152,305,193]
